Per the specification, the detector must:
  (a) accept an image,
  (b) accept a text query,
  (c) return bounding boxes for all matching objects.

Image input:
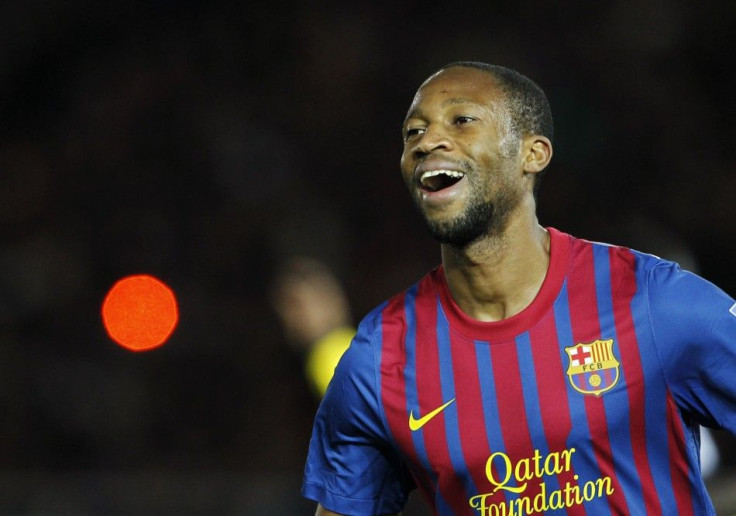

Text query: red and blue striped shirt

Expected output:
[303,228,736,515]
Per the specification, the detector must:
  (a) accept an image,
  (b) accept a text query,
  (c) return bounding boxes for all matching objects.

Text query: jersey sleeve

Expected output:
[301,311,414,514]
[647,261,736,433]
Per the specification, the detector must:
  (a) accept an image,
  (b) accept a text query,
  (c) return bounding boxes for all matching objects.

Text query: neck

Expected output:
[440,207,550,322]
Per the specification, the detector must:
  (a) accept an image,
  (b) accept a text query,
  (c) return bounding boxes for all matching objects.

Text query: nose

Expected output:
[412,124,453,158]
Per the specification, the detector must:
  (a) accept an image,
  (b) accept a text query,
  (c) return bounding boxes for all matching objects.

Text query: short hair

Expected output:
[436,61,554,197]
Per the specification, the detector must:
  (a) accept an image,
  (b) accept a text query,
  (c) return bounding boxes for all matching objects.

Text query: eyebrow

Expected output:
[404,97,477,124]
[443,97,471,106]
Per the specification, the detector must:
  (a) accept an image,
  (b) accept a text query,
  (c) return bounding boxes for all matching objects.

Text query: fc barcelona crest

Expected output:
[565,339,620,396]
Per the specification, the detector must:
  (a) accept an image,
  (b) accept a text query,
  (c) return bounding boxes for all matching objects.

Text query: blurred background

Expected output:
[1,0,735,513]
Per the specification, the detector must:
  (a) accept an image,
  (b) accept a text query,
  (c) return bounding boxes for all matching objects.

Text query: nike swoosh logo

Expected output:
[408,398,456,431]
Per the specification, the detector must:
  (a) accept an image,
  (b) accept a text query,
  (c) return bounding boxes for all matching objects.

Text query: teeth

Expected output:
[420,169,465,185]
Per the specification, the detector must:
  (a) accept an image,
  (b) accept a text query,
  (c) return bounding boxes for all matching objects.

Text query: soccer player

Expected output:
[302,62,736,515]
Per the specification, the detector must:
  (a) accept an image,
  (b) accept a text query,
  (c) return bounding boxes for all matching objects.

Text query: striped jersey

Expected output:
[302,228,736,515]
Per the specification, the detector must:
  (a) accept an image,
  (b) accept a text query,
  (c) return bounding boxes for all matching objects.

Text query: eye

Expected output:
[404,127,425,141]
[454,115,475,125]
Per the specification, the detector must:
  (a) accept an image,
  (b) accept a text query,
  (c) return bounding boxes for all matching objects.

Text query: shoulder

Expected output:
[338,270,438,377]
[599,244,736,338]
[352,268,440,344]
[563,233,724,315]
[333,284,413,373]
[569,230,716,291]
[571,232,683,284]
[645,259,734,325]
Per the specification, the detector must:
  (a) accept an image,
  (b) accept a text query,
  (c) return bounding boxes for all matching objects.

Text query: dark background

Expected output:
[1,1,735,513]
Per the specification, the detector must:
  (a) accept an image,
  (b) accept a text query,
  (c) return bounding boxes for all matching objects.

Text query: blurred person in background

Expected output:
[271,257,355,398]
[301,62,736,515]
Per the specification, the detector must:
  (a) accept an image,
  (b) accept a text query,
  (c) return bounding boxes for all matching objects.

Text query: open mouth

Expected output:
[420,170,466,192]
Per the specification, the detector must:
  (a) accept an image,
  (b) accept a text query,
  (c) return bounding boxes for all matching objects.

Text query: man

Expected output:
[302,62,736,515]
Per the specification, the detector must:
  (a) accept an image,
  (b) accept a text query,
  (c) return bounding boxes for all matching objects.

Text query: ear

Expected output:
[522,135,552,174]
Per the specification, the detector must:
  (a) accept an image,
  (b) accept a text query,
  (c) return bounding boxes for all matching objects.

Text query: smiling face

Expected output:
[400,66,529,247]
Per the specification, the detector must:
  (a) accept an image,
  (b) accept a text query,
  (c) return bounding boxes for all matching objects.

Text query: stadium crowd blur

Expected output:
[1,1,735,513]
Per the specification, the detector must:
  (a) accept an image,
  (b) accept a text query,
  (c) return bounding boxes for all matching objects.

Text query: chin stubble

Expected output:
[415,179,520,248]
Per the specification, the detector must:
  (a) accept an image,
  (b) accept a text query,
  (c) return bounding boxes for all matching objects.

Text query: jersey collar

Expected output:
[435,227,571,342]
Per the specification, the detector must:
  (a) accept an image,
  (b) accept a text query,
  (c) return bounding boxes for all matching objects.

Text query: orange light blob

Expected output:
[102,274,179,352]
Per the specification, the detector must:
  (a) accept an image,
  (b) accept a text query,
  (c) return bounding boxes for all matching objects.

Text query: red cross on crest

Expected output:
[569,345,592,366]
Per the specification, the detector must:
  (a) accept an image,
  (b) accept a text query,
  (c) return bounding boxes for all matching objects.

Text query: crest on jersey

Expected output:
[565,339,620,396]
